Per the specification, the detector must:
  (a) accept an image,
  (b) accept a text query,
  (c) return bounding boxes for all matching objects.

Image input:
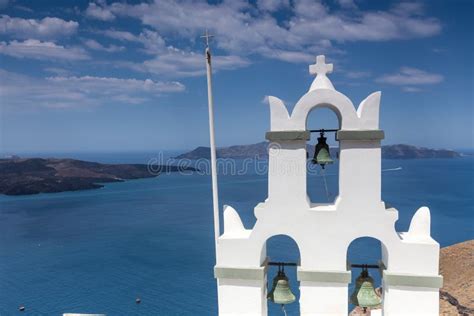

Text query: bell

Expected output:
[350,268,382,310]
[267,268,296,305]
[312,132,334,168]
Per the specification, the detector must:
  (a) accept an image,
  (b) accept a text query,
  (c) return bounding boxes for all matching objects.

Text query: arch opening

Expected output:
[306,107,340,204]
[346,236,387,314]
[264,234,301,315]
[303,102,343,129]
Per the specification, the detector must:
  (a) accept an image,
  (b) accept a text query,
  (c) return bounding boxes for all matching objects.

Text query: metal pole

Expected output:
[204,33,220,256]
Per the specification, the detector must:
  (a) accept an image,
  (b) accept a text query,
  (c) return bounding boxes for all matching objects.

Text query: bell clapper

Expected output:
[281,304,288,316]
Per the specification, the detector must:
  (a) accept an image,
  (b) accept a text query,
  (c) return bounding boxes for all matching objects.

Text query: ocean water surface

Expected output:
[0,155,472,315]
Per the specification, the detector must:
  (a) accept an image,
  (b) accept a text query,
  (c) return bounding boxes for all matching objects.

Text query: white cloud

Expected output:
[289,3,441,42]
[376,67,443,85]
[0,69,185,109]
[0,39,89,61]
[43,67,72,76]
[402,86,423,93]
[48,75,185,93]
[141,48,250,77]
[257,47,314,63]
[101,29,165,54]
[83,39,124,53]
[336,0,357,9]
[101,29,137,42]
[257,0,290,12]
[0,15,78,40]
[85,1,115,21]
[88,0,441,65]
[293,0,328,19]
[100,29,250,77]
[390,2,425,16]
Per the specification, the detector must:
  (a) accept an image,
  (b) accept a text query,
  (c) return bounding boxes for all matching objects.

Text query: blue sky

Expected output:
[0,0,472,153]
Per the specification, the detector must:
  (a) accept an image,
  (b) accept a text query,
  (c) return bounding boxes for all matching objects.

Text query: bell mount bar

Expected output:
[268,262,380,269]
[309,128,339,133]
[268,262,298,267]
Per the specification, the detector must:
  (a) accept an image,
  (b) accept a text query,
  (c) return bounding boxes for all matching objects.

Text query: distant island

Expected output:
[1,144,461,196]
[175,142,461,160]
[0,158,196,196]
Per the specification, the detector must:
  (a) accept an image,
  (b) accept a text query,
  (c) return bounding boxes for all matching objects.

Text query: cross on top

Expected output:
[200,29,214,48]
[308,55,335,91]
[309,55,333,77]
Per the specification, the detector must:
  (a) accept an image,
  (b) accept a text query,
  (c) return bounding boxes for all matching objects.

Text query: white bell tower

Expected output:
[213,55,443,315]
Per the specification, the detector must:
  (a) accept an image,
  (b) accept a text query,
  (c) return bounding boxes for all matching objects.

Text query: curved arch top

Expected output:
[267,89,380,131]
[292,89,359,130]
[263,233,302,257]
[345,235,390,263]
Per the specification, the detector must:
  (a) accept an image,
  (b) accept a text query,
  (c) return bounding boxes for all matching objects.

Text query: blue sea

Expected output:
[0,154,472,315]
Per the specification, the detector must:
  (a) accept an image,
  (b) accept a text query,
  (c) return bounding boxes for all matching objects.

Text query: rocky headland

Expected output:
[0,158,196,196]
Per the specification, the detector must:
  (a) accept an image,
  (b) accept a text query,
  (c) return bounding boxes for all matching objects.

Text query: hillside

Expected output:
[0,158,196,196]
[439,240,474,315]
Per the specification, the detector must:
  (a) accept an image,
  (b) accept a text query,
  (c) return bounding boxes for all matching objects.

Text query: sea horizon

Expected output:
[1,144,473,164]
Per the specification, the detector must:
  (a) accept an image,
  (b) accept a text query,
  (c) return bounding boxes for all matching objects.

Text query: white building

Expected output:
[213,55,443,315]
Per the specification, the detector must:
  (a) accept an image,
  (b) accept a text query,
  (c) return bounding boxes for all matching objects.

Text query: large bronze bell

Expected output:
[312,131,334,168]
[267,266,296,305]
[350,268,382,311]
